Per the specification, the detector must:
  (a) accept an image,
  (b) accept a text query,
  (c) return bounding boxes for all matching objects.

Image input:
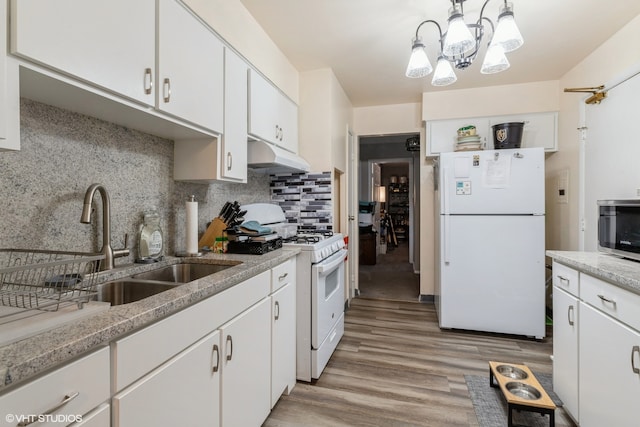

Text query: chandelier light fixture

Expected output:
[405,0,523,86]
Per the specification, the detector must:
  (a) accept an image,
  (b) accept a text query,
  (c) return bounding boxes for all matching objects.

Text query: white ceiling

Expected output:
[239,0,640,107]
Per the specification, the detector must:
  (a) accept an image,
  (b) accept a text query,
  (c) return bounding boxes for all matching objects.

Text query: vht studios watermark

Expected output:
[5,413,83,424]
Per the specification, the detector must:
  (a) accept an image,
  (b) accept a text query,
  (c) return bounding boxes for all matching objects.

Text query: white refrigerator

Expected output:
[434,147,545,338]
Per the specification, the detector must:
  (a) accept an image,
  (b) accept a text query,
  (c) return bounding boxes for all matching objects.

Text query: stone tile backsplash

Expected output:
[270,172,332,232]
[0,99,270,262]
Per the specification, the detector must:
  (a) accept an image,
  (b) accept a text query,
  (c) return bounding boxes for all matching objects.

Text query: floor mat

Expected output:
[465,372,563,427]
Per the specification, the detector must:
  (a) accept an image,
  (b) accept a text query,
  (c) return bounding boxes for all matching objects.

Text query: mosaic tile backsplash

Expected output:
[0,99,270,261]
[270,172,332,232]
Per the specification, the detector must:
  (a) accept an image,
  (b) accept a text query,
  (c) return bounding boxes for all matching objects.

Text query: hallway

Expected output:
[357,241,420,302]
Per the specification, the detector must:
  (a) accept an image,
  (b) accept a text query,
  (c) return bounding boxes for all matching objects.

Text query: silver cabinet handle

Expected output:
[278,272,288,281]
[279,126,283,141]
[163,78,171,103]
[226,335,233,361]
[275,124,279,140]
[274,301,280,321]
[17,392,79,426]
[597,294,616,305]
[144,68,153,95]
[557,275,570,286]
[567,305,575,326]
[227,152,232,171]
[632,346,640,375]
[212,344,220,373]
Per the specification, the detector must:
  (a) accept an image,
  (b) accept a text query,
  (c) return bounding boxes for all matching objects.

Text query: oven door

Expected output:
[311,248,347,349]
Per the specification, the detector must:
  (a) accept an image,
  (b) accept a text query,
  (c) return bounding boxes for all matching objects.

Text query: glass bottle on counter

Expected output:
[137,208,164,262]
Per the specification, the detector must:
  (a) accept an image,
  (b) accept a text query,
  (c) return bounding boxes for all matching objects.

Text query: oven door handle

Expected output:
[316,249,348,276]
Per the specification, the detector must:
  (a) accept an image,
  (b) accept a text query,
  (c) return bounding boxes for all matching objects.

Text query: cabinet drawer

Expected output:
[113,270,270,390]
[552,261,579,297]
[271,258,296,293]
[581,273,640,331]
[0,347,110,427]
[72,403,110,427]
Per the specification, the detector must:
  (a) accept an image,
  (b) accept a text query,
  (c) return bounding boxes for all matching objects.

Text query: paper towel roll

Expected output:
[186,196,198,254]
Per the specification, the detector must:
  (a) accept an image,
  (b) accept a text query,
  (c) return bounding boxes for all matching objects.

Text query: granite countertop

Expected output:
[546,250,640,295]
[0,248,300,392]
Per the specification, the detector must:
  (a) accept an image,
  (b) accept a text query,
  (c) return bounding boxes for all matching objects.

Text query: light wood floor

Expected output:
[264,298,575,427]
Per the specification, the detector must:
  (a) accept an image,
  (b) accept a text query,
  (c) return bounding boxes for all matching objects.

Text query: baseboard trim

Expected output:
[419,294,434,303]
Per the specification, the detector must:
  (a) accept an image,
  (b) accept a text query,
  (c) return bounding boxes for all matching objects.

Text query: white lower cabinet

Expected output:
[0,347,110,427]
[70,403,110,427]
[1,260,297,427]
[579,303,640,427]
[113,331,220,427]
[271,281,296,407]
[220,297,271,427]
[551,260,640,427]
[552,286,579,421]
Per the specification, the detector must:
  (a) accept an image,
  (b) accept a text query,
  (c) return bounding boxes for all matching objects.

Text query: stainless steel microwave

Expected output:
[598,199,640,261]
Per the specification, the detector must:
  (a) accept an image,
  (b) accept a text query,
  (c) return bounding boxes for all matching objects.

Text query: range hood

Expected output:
[247,140,310,173]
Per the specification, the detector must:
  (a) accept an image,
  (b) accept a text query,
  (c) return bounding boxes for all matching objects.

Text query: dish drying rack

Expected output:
[0,249,104,313]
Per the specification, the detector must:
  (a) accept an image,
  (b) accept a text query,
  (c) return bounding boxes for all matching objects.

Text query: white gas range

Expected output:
[282,232,347,381]
[240,204,347,381]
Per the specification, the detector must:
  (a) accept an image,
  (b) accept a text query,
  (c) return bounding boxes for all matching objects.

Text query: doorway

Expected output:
[357,134,420,302]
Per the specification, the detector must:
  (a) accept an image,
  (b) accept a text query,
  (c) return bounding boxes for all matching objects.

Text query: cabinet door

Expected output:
[71,403,110,427]
[222,48,248,181]
[0,1,6,146]
[157,0,223,133]
[248,69,279,145]
[579,303,640,427]
[277,94,299,154]
[552,286,579,421]
[113,331,221,427]
[426,118,490,156]
[11,0,155,106]
[271,282,296,407]
[488,112,558,152]
[220,298,271,427]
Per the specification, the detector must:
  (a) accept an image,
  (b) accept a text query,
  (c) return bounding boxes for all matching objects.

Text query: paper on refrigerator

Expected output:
[482,153,512,188]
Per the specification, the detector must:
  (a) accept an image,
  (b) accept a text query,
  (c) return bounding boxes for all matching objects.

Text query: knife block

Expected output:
[198,217,227,249]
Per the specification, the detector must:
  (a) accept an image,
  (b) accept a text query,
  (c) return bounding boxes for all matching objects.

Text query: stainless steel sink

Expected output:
[131,262,240,283]
[95,261,242,305]
[95,280,179,305]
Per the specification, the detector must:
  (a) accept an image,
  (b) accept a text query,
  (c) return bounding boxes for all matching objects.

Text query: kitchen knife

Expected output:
[219,202,231,217]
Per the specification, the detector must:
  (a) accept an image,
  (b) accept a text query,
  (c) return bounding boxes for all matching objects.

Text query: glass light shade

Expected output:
[481,43,510,74]
[442,8,475,57]
[431,57,457,86]
[378,186,386,203]
[405,37,433,78]
[491,3,523,52]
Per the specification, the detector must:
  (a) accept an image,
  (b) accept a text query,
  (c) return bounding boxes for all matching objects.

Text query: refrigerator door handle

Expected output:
[443,166,450,264]
[443,166,450,215]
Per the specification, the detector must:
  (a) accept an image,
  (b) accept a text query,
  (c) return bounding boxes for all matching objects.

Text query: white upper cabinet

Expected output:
[157,0,223,132]
[11,0,223,135]
[426,111,558,156]
[221,48,248,182]
[0,2,5,144]
[248,69,299,154]
[173,47,248,183]
[426,118,490,155]
[11,0,155,106]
